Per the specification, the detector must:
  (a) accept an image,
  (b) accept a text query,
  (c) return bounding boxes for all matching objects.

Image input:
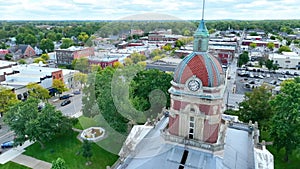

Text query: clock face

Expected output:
[188,79,201,91]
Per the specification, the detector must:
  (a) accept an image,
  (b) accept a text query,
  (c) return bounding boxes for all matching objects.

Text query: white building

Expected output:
[269,52,300,69]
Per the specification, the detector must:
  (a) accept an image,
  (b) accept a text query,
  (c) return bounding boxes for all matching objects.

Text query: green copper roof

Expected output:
[194,19,209,37]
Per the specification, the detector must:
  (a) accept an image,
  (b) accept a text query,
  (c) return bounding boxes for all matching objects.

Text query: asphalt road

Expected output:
[52,92,83,117]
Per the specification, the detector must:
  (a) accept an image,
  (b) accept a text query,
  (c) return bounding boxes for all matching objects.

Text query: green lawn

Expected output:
[24,130,119,169]
[0,162,30,169]
[76,115,127,155]
[261,131,300,169]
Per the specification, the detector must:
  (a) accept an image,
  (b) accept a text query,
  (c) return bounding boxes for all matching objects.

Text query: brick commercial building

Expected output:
[55,46,95,65]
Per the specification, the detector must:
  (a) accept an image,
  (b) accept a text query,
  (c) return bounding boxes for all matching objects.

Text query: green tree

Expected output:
[16,33,26,44]
[162,44,172,51]
[24,34,37,46]
[0,86,19,116]
[55,33,63,42]
[4,98,73,149]
[265,59,274,72]
[18,59,27,64]
[78,32,89,43]
[51,158,67,169]
[72,57,89,73]
[41,53,50,61]
[4,54,13,61]
[130,52,146,64]
[183,29,191,36]
[26,83,50,101]
[60,38,73,49]
[52,79,68,95]
[152,55,162,61]
[269,77,300,162]
[82,67,129,133]
[175,39,184,48]
[270,35,276,40]
[238,51,249,67]
[278,45,292,53]
[40,39,54,53]
[149,49,163,58]
[81,139,93,165]
[249,42,257,49]
[33,57,46,64]
[46,32,57,42]
[237,84,274,130]
[267,42,275,51]
[124,58,133,65]
[113,61,124,69]
[130,69,172,118]
[74,72,88,89]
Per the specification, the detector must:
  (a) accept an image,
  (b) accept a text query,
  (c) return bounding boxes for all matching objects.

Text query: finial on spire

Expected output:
[202,0,205,20]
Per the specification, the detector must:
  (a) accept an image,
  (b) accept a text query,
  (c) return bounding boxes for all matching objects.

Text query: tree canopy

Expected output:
[237,84,274,130]
[72,57,89,73]
[130,69,172,119]
[52,79,68,94]
[74,72,88,89]
[40,38,54,53]
[238,51,249,67]
[26,83,50,101]
[269,77,300,162]
[278,45,291,53]
[4,98,73,149]
[0,86,19,116]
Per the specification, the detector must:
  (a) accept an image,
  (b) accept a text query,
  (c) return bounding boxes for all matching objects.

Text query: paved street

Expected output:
[51,92,83,117]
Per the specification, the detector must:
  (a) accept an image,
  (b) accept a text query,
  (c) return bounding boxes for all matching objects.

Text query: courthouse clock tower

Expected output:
[168,17,226,143]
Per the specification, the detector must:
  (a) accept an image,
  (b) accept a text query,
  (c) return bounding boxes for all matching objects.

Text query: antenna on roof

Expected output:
[202,0,206,20]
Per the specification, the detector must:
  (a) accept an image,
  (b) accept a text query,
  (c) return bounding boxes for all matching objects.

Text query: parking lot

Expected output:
[235,67,299,94]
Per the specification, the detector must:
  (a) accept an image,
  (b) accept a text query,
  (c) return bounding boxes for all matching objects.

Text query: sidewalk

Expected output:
[0,140,52,169]
[11,154,52,169]
[0,140,34,164]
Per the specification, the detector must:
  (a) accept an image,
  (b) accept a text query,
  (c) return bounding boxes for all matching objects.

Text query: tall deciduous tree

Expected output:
[130,52,146,64]
[74,72,88,89]
[269,77,300,162]
[265,59,274,72]
[26,83,50,101]
[40,38,54,53]
[4,98,73,149]
[278,45,291,53]
[52,79,68,95]
[237,84,274,130]
[82,139,93,165]
[0,86,19,116]
[238,51,249,67]
[60,38,73,49]
[267,42,275,51]
[130,69,172,119]
[78,32,89,43]
[72,58,89,73]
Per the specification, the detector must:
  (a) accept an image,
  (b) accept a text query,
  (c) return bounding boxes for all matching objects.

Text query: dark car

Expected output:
[61,99,71,106]
[59,94,70,100]
[294,72,299,76]
[1,141,14,149]
[73,90,81,95]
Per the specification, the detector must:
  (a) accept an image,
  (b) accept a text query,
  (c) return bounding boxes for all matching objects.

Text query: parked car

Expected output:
[61,99,71,106]
[73,90,81,95]
[1,141,14,148]
[59,94,70,100]
[294,72,299,76]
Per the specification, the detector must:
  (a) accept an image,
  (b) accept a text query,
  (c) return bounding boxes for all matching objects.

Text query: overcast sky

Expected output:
[0,0,299,20]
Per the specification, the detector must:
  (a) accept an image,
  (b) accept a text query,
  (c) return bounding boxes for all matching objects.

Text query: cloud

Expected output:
[0,0,299,20]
